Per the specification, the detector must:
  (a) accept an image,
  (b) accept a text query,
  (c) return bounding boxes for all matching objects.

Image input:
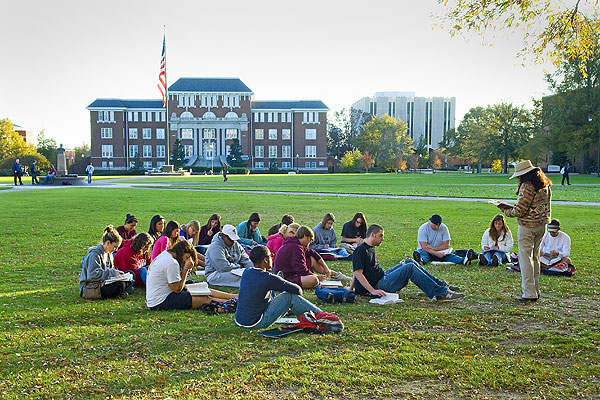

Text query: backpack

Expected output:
[315,286,355,304]
[541,262,576,277]
[200,298,238,315]
[284,311,344,334]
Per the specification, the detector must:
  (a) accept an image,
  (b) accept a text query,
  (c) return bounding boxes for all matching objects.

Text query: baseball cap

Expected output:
[547,219,560,232]
[222,224,240,240]
[429,214,442,225]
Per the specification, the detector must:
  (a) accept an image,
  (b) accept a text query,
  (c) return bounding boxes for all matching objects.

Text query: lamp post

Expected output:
[296,154,299,173]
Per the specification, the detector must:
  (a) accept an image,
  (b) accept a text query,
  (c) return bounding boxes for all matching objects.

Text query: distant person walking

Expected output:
[30,160,39,185]
[222,162,228,182]
[12,158,23,185]
[561,162,571,186]
[86,162,95,184]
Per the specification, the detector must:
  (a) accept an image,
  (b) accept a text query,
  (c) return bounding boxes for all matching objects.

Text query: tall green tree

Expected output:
[0,118,36,159]
[170,139,186,168]
[354,115,412,170]
[327,108,371,159]
[226,138,246,167]
[36,129,58,165]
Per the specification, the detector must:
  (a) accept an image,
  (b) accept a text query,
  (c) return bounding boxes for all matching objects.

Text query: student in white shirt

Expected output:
[540,219,571,267]
[479,214,514,266]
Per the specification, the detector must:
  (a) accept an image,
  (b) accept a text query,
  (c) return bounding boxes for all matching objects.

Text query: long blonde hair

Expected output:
[181,220,201,246]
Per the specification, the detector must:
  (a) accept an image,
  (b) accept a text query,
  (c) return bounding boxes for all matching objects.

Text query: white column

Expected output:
[216,128,221,156]
[198,128,203,159]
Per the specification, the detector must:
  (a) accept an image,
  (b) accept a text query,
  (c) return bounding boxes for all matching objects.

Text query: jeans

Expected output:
[138,266,148,285]
[31,173,38,184]
[377,259,448,299]
[88,173,92,183]
[415,249,464,264]
[253,292,321,330]
[483,251,508,264]
[43,175,55,184]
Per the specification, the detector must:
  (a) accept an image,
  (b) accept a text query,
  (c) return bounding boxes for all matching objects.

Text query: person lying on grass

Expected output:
[146,240,237,311]
[352,224,465,302]
[235,245,321,330]
[273,225,351,289]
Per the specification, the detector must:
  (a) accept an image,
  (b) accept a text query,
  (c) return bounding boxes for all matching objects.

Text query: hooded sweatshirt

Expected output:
[79,244,118,292]
[309,222,337,251]
[205,233,253,276]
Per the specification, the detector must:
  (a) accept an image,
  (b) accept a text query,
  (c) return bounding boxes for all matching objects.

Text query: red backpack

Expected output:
[284,311,344,334]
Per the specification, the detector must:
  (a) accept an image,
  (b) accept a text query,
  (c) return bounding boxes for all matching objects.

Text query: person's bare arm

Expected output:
[353,269,386,297]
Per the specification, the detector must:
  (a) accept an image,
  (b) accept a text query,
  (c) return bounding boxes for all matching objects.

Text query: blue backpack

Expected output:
[315,286,355,304]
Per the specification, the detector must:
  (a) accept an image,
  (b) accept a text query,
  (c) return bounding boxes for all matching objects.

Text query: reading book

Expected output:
[488,199,513,207]
[439,247,453,256]
[230,268,245,277]
[369,292,404,305]
[105,272,134,284]
[186,282,211,296]
[540,254,561,265]
[319,280,343,288]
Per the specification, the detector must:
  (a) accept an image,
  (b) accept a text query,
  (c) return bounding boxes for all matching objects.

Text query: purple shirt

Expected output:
[273,236,322,279]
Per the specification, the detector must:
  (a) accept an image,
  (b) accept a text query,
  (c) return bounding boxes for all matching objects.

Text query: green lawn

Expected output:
[0,187,598,399]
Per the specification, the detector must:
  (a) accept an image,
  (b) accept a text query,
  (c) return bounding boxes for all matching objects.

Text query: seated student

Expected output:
[235,245,322,330]
[309,213,338,251]
[267,223,300,256]
[114,232,154,286]
[267,214,295,236]
[198,214,221,245]
[340,212,368,254]
[540,219,572,268]
[479,214,514,266]
[352,224,465,301]
[205,224,253,287]
[412,214,477,265]
[152,220,180,260]
[273,226,351,289]
[148,215,165,242]
[146,240,237,311]
[236,212,266,248]
[116,214,138,244]
[180,220,206,267]
[79,225,133,299]
[42,165,56,184]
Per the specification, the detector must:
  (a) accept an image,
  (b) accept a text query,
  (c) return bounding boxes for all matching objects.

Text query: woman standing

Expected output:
[497,160,552,302]
[479,214,513,266]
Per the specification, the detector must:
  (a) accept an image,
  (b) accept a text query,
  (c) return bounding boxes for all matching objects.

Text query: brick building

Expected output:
[87,78,329,171]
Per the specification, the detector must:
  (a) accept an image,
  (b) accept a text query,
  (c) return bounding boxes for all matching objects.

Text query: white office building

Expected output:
[352,92,456,150]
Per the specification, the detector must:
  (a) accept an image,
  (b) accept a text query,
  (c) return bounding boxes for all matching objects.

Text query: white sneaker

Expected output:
[434,289,465,302]
[332,271,352,285]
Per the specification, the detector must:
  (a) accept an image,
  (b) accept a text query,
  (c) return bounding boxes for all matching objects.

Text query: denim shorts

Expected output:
[150,290,192,310]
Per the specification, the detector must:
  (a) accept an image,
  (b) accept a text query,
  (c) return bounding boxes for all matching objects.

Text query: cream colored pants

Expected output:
[517,224,546,299]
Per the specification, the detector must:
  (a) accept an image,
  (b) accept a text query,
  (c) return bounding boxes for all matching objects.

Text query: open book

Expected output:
[274,317,300,324]
[488,199,513,207]
[186,282,211,296]
[105,272,134,284]
[320,280,343,288]
[540,254,561,266]
[230,268,245,277]
[369,292,404,305]
[439,247,453,256]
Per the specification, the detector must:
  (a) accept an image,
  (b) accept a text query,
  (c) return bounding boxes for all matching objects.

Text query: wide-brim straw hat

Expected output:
[510,160,537,179]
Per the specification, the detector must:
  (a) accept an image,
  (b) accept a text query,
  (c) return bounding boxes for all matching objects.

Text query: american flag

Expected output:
[157,34,166,107]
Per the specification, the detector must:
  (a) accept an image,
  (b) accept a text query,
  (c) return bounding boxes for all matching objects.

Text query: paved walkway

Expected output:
[2,179,599,206]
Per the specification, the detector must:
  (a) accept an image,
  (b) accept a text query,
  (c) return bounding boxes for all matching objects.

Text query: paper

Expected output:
[369,292,404,305]
[320,280,343,287]
[195,270,206,276]
[439,247,453,256]
[274,317,300,324]
[105,272,134,284]
[186,282,211,296]
[230,268,245,277]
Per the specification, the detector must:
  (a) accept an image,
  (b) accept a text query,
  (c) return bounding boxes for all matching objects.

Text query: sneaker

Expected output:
[463,249,476,265]
[491,254,499,267]
[478,254,488,266]
[332,271,352,285]
[444,283,461,292]
[413,251,423,265]
[435,289,465,302]
[515,296,538,303]
[118,291,129,299]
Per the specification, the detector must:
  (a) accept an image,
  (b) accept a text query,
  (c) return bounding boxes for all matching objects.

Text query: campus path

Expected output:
[2,177,599,207]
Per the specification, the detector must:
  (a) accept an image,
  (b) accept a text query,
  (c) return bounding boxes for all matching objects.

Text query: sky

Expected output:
[1,0,557,148]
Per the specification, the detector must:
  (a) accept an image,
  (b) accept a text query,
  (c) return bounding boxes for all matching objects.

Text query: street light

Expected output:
[588,115,600,177]
[296,154,299,173]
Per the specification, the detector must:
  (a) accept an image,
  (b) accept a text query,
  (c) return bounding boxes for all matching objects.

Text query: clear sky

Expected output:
[1,0,555,148]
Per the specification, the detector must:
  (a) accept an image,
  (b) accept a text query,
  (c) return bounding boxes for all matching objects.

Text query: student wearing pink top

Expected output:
[267,223,299,256]
[152,220,180,260]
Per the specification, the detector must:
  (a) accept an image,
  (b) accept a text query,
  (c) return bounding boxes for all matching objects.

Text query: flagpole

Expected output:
[164,26,170,168]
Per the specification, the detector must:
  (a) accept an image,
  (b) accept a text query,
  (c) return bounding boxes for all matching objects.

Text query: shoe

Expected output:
[515,296,538,303]
[435,290,465,302]
[478,254,488,266]
[332,271,352,285]
[491,254,499,267]
[118,292,129,299]
[444,283,461,292]
[413,251,423,265]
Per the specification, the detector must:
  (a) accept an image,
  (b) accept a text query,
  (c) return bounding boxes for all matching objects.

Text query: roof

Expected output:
[251,100,329,110]
[87,99,164,109]
[169,78,252,93]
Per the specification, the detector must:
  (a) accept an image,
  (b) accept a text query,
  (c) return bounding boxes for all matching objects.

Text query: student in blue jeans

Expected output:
[235,245,322,329]
[352,224,465,302]
[412,214,477,265]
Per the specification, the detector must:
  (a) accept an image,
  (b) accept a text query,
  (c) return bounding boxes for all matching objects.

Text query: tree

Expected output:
[395,155,407,171]
[438,0,600,74]
[131,151,143,171]
[492,159,502,173]
[170,139,186,168]
[36,129,58,166]
[0,118,36,159]
[431,154,442,170]
[327,108,371,159]
[226,138,246,167]
[340,149,363,172]
[354,115,413,170]
[73,142,91,159]
[408,153,420,171]
[359,151,374,172]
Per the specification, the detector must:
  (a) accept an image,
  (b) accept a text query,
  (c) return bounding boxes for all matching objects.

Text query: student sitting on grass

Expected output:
[273,226,351,289]
[340,212,368,254]
[235,245,322,329]
[267,214,295,236]
[309,212,338,251]
[79,225,133,299]
[236,212,266,248]
[180,220,206,267]
[198,214,222,245]
[116,214,138,244]
[205,225,254,287]
[148,214,165,242]
[152,220,180,260]
[267,223,300,256]
[479,214,513,266]
[540,219,572,268]
[146,240,237,311]
[352,224,465,302]
[114,232,154,286]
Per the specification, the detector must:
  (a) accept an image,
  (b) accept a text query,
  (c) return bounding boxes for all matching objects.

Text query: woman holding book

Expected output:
[114,232,154,286]
[180,220,206,266]
[478,214,513,266]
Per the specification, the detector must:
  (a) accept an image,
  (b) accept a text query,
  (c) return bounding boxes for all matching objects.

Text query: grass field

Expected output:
[0,182,599,399]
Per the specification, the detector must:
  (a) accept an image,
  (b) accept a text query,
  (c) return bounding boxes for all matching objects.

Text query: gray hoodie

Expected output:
[310,222,337,251]
[205,233,253,275]
[79,244,117,292]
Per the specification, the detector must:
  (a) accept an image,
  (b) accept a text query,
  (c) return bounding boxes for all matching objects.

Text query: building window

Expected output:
[129,145,138,157]
[302,112,319,124]
[155,111,161,121]
[273,112,278,123]
[286,112,292,122]
[134,112,139,122]
[129,128,138,139]
[143,145,152,158]
[183,145,193,158]
[254,112,259,122]
[282,129,291,140]
[143,161,152,169]
[161,111,166,122]
[305,145,316,158]
[141,112,146,122]
[156,128,165,139]
[255,145,264,158]
[203,128,216,139]
[156,145,165,158]
[157,161,165,168]
[282,161,291,169]
[268,145,277,158]
[388,102,396,117]
[143,128,152,139]
[260,112,265,122]
[147,112,153,122]
[98,110,115,123]
[225,129,238,139]
[282,145,291,158]
[305,129,316,140]
[101,145,113,158]
[102,161,107,167]
[255,161,264,168]
[100,128,113,139]
[181,128,193,139]
[255,129,264,140]
[305,161,311,168]
[267,112,273,123]
[369,102,377,116]
[128,112,133,122]
[268,129,277,140]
